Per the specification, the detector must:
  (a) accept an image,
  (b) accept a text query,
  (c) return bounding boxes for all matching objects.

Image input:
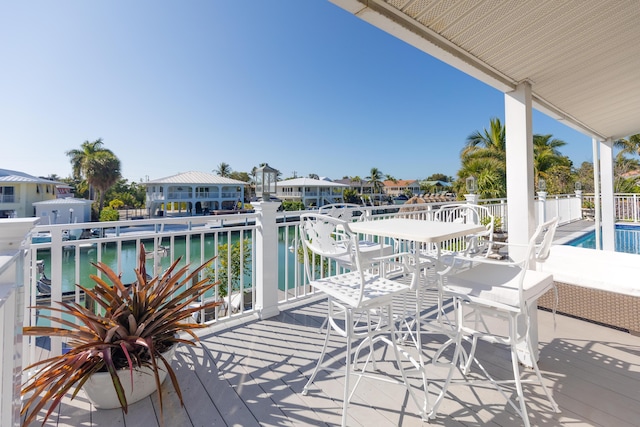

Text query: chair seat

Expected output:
[309,270,409,309]
[445,263,554,310]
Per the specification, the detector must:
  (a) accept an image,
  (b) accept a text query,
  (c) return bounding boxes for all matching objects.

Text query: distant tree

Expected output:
[614,134,640,159]
[281,200,305,211]
[215,162,232,177]
[85,151,121,215]
[308,173,319,180]
[342,188,359,204]
[350,176,362,182]
[533,134,571,190]
[66,138,116,200]
[574,162,594,193]
[427,173,450,182]
[385,174,397,183]
[229,171,250,182]
[99,207,120,221]
[366,167,384,194]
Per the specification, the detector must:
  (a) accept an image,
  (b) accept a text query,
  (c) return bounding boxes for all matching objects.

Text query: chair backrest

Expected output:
[532,217,558,264]
[300,213,351,261]
[299,213,369,306]
[318,203,365,222]
[435,203,494,255]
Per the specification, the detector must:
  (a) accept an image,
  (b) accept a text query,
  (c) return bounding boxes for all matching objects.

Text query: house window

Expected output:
[0,186,15,202]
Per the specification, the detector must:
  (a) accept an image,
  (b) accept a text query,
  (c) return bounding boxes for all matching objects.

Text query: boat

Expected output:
[36,260,52,294]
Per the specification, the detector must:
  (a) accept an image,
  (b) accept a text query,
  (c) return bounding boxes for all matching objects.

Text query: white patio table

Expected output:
[349,217,485,418]
[349,217,485,285]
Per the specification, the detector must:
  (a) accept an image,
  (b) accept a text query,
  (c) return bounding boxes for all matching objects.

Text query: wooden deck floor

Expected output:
[26,288,640,427]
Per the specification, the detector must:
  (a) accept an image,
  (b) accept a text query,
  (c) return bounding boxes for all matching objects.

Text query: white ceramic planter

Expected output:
[83,345,177,409]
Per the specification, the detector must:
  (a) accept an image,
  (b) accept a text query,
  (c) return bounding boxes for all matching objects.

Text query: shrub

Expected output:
[100,207,120,221]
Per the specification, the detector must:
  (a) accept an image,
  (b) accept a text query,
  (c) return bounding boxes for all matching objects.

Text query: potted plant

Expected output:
[21,244,222,426]
[481,215,507,241]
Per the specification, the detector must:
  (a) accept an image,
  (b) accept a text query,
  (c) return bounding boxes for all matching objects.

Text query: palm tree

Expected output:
[462,117,506,160]
[214,162,232,177]
[85,151,121,215]
[614,134,640,160]
[366,167,384,195]
[533,134,571,190]
[66,138,117,201]
[457,119,507,198]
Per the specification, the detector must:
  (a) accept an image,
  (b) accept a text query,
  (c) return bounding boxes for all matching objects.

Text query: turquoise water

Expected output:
[36,226,301,294]
[566,224,640,254]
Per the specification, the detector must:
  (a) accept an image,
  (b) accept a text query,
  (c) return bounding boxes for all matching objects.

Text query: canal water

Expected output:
[35,225,302,295]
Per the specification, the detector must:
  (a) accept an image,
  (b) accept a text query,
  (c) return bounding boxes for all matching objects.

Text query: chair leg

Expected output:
[385,304,426,421]
[524,319,561,414]
[509,330,530,427]
[342,310,353,427]
[302,314,333,396]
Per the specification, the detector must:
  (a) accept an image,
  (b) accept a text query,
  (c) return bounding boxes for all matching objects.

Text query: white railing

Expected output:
[166,191,193,200]
[580,193,640,222]
[8,194,591,422]
[0,253,22,427]
[0,218,37,427]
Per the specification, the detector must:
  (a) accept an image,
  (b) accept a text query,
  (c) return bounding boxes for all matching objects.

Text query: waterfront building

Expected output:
[276,177,347,208]
[0,168,64,218]
[144,171,247,217]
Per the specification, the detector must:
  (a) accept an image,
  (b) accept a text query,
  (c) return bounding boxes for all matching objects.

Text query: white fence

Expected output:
[582,193,640,223]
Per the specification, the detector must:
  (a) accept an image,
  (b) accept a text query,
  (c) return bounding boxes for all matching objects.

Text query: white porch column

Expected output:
[600,138,616,251]
[505,81,538,367]
[505,81,536,250]
[253,200,281,319]
[592,138,602,249]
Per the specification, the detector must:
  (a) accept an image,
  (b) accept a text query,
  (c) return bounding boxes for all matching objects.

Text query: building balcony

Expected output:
[4,197,640,426]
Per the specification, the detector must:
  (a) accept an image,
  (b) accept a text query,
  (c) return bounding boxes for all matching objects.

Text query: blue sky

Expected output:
[1,0,595,183]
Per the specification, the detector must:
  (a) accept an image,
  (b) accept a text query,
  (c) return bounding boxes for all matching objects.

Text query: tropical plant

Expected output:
[99,206,120,221]
[214,162,232,177]
[86,150,121,214]
[457,118,507,198]
[205,238,251,298]
[614,134,640,159]
[21,245,221,426]
[533,134,571,192]
[342,188,359,204]
[366,167,384,194]
[458,118,574,196]
[281,200,305,211]
[66,139,121,207]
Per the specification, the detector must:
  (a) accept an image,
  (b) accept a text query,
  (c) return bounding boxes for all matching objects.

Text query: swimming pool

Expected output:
[566,224,640,254]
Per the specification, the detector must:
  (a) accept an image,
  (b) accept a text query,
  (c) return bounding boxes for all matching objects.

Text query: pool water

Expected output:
[566,224,640,254]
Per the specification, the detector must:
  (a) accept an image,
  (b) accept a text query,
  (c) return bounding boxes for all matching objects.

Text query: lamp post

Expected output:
[69,208,74,224]
[464,176,478,204]
[253,163,281,320]
[537,178,547,223]
[255,163,278,201]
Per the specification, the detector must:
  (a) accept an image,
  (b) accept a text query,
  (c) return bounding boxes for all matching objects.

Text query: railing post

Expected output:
[253,201,281,319]
[537,191,547,225]
[0,218,38,427]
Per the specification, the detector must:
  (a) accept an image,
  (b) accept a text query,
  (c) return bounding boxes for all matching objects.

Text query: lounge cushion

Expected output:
[445,263,554,309]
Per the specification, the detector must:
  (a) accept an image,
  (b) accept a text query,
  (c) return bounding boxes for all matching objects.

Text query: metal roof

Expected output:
[145,171,247,186]
[330,0,640,140]
[0,168,64,185]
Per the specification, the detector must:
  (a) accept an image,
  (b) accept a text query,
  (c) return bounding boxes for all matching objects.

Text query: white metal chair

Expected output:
[434,203,494,259]
[442,217,560,427]
[299,213,423,426]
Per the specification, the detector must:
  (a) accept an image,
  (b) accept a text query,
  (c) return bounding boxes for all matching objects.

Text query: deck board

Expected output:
[25,291,640,427]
